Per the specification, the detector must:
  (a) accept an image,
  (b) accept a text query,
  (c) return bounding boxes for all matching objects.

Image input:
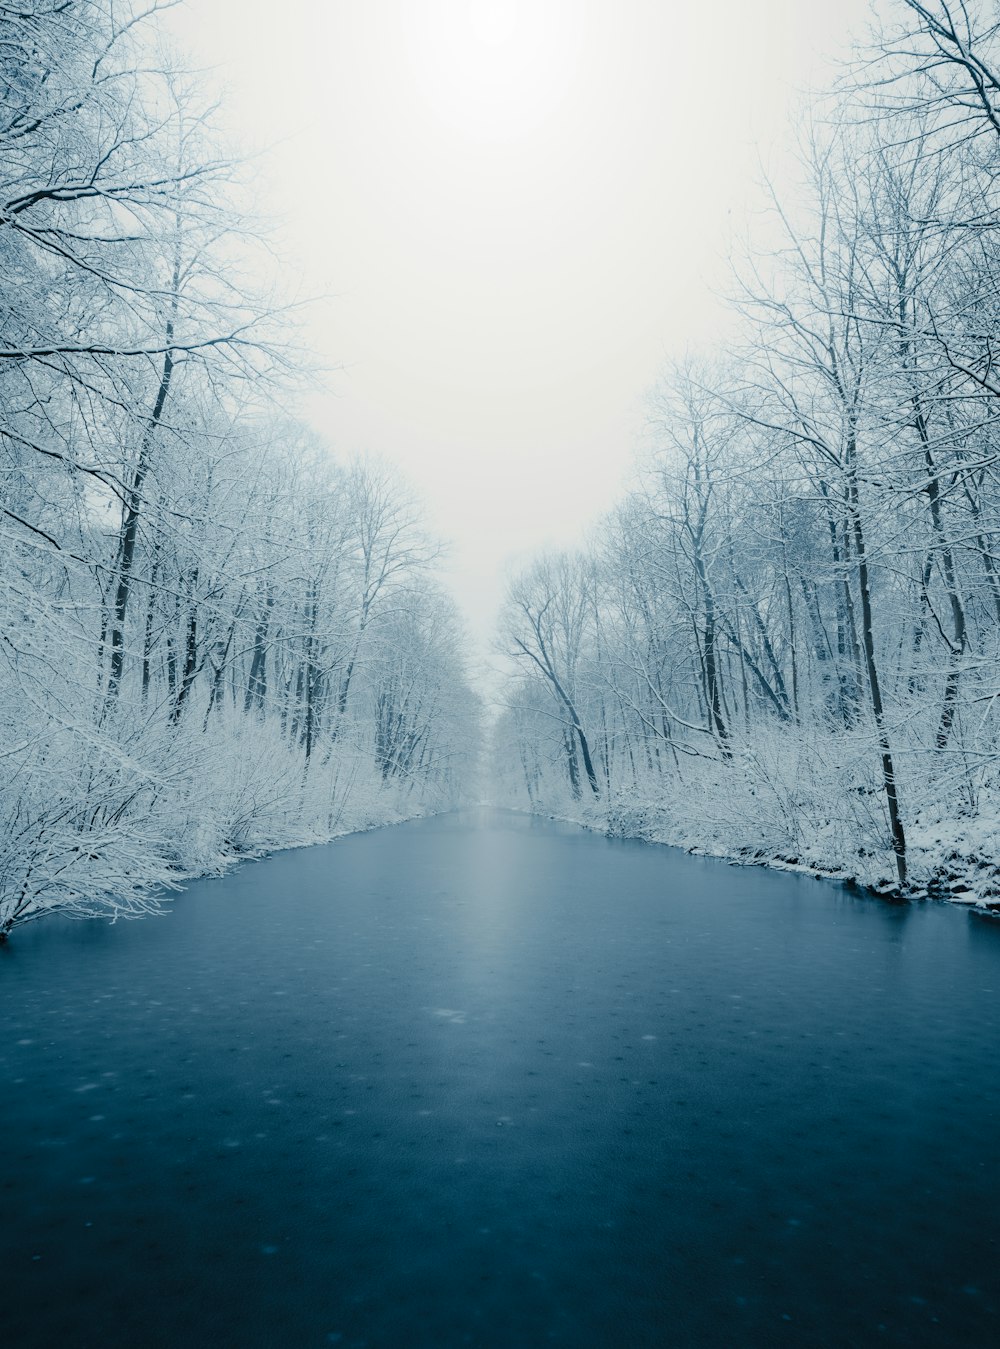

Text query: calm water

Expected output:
[2,808,999,1347]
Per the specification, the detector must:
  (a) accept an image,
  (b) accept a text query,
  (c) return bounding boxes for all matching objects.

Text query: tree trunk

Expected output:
[106,274,178,704]
[846,446,907,887]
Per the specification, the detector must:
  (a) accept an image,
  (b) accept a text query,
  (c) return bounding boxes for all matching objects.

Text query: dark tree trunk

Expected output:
[846,444,907,888]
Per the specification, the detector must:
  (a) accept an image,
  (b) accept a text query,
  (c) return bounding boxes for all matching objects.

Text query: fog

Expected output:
[169,0,870,660]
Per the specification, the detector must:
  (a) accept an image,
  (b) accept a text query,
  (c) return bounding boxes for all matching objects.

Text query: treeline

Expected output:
[495,0,1000,897]
[0,2,479,935]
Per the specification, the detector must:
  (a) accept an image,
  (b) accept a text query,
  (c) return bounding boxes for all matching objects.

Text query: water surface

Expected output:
[2,808,998,1346]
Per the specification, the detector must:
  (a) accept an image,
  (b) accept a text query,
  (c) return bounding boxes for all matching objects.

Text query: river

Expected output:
[2,808,998,1346]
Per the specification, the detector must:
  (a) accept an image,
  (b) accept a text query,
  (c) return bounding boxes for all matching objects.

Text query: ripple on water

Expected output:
[1,810,999,1348]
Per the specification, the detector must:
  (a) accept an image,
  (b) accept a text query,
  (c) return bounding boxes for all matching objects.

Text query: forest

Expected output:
[5,10,999,1347]
[3,0,1000,935]
[494,1,1000,901]
[0,1,480,936]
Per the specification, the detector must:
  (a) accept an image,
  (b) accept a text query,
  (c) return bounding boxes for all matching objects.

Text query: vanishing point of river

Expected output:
[2,809,999,1347]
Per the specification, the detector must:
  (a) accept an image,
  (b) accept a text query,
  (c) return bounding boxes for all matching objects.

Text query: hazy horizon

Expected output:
[168,0,871,681]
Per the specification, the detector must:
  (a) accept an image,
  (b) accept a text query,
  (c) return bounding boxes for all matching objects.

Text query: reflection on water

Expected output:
[1,809,998,1347]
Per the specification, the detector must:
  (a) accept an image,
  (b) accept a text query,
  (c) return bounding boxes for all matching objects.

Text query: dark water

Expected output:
[2,809,999,1348]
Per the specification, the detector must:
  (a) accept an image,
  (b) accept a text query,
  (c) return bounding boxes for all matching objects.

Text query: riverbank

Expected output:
[0,718,451,937]
[519,789,1000,912]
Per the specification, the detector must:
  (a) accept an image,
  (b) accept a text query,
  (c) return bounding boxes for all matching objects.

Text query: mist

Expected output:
[168,0,869,658]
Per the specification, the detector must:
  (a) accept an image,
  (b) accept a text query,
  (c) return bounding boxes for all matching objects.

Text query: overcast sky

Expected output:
[168,0,870,676]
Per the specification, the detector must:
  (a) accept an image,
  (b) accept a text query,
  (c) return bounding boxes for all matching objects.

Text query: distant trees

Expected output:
[0,3,479,936]
[495,0,1000,895]
[503,555,601,798]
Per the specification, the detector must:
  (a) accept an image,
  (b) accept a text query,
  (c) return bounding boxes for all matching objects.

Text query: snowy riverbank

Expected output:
[0,715,457,938]
[517,779,1000,914]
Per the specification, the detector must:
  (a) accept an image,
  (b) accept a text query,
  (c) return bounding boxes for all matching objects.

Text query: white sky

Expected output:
[168,0,870,678]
